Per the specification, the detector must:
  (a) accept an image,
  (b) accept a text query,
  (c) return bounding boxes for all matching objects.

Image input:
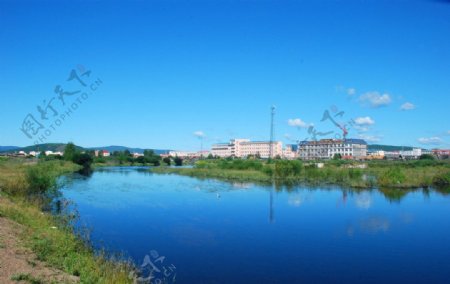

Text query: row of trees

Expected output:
[38,143,185,167]
[63,142,93,169]
[108,149,162,166]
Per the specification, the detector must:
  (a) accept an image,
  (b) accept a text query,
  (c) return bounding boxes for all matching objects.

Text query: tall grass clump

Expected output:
[433,172,450,187]
[378,167,406,187]
[26,162,58,194]
[273,160,302,178]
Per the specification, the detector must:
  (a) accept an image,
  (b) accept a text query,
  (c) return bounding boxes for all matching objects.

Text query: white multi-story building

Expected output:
[211,139,282,158]
[298,139,367,160]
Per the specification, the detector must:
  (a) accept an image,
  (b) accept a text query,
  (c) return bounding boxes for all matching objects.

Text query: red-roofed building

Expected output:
[433,149,450,158]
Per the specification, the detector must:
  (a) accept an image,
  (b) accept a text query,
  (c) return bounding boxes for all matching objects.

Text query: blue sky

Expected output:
[1,0,449,150]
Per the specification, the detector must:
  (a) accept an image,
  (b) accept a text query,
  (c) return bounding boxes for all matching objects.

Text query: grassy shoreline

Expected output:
[0,158,133,283]
[150,159,450,190]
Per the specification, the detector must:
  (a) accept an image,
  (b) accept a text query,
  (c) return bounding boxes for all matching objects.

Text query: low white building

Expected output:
[399,148,422,159]
[167,150,209,158]
[28,151,40,157]
[94,150,110,157]
[45,151,63,156]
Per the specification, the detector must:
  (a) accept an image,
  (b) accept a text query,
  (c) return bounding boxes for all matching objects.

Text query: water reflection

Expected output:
[355,192,372,209]
[346,216,390,236]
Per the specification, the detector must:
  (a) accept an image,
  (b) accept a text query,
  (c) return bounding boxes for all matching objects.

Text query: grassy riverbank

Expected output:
[150,159,450,189]
[0,158,133,283]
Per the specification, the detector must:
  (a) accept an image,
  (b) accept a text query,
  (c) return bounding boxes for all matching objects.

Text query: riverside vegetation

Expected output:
[2,144,449,282]
[150,157,450,190]
[0,156,134,283]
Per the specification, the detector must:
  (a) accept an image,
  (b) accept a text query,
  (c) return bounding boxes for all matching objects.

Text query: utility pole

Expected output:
[269,105,276,159]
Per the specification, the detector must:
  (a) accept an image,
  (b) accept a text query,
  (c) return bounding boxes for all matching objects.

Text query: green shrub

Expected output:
[174,156,183,166]
[348,168,362,179]
[202,159,265,171]
[419,154,435,160]
[378,167,406,187]
[262,165,274,176]
[273,160,302,178]
[432,172,450,187]
[73,153,93,169]
[26,163,58,194]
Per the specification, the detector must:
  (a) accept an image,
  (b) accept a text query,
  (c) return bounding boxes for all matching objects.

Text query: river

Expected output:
[59,167,450,284]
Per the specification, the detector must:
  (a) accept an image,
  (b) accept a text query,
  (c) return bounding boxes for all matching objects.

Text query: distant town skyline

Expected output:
[1,1,450,150]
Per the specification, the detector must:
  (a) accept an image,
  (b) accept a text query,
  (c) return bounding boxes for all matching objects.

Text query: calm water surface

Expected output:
[60,167,450,284]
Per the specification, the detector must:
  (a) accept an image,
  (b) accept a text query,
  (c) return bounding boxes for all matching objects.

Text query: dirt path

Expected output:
[0,217,79,284]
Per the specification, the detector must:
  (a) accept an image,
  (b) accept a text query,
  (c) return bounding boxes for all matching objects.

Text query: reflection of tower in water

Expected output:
[269,182,275,223]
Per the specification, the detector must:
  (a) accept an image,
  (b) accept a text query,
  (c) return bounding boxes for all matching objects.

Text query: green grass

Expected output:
[0,159,80,196]
[11,273,42,284]
[0,158,134,284]
[151,159,450,190]
[1,196,133,284]
[11,273,44,284]
[151,166,272,183]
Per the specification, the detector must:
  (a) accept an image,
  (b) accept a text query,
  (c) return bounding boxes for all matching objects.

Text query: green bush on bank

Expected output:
[273,160,302,178]
[377,167,406,187]
[26,162,58,194]
[433,172,450,187]
[196,159,264,171]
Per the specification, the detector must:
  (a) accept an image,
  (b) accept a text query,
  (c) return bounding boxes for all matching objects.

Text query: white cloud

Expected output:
[193,131,205,138]
[288,118,311,129]
[417,137,443,145]
[354,116,375,126]
[447,130,450,135]
[347,88,356,96]
[400,102,415,111]
[359,91,392,108]
[358,134,381,143]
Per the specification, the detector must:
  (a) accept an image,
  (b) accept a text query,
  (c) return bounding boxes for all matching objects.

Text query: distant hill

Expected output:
[368,144,414,152]
[87,146,171,155]
[1,143,171,155]
[0,146,20,152]
[1,143,84,153]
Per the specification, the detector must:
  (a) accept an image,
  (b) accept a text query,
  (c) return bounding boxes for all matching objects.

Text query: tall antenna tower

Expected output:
[269,105,276,223]
[269,105,276,159]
